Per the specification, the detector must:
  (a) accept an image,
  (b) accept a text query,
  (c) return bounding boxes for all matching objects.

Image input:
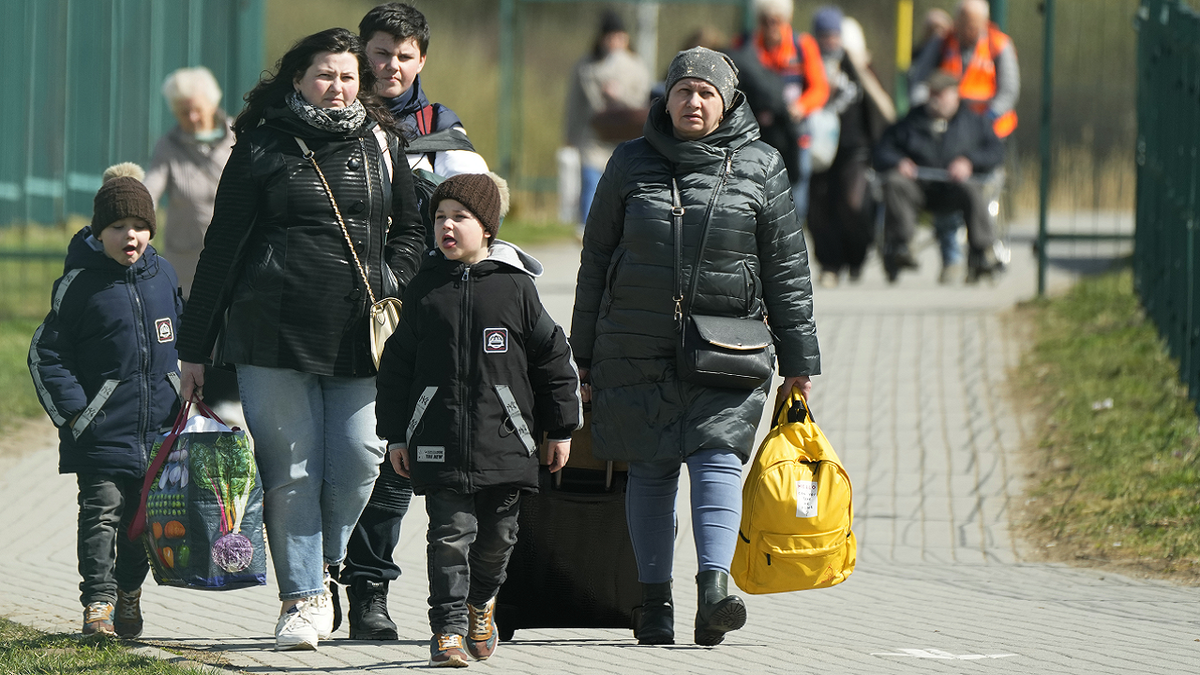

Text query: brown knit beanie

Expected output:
[429,172,511,239]
[92,163,156,237]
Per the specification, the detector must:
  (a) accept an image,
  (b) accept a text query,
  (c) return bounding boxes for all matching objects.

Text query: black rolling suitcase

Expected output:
[495,410,641,641]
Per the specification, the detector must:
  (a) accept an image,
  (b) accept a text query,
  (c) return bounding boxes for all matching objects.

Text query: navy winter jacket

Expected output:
[29,228,184,479]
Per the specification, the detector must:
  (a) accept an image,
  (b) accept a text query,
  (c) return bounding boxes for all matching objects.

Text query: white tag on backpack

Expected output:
[796,480,819,518]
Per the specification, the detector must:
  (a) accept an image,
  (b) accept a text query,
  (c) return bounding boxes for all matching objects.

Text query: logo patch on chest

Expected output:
[483,328,508,354]
[155,318,174,343]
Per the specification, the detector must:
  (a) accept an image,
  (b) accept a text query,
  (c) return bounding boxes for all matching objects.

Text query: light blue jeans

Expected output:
[792,144,813,224]
[237,365,386,600]
[626,448,744,584]
[579,163,604,226]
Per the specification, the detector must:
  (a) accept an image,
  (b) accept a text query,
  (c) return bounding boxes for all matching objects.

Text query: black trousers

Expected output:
[882,169,995,254]
[425,486,522,636]
[77,473,149,606]
[807,148,875,273]
[341,459,413,586]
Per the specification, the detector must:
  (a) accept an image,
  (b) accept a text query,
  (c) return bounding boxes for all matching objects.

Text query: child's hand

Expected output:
[388,444,410,478]
[547,439,571,474]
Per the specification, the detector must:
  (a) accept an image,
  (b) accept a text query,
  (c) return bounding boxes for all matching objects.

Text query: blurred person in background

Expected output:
[144,66,234,298]
[564,9,652,234]
[143,67,240,409]
[913,8,953,61]
[337,1,489,643]
[731,0,828,223]
[874,72,1003,283]
[806,9,893,287]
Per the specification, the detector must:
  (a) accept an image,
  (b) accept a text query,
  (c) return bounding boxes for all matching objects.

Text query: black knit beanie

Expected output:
[429,172,510,239]
[92,163,156,237]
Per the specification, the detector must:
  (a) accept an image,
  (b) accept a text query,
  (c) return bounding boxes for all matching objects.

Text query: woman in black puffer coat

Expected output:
[175,28,424,651]
[571,48,820,647]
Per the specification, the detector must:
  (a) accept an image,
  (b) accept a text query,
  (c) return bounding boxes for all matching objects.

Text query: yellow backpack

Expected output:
[731,388,856,594]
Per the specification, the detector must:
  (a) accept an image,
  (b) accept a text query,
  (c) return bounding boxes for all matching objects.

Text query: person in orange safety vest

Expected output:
[730,0,829,221]
[909,0,1019,139]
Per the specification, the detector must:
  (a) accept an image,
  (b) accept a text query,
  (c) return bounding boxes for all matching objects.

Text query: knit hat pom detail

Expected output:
[102,162,146,183]
[488,172,510,221]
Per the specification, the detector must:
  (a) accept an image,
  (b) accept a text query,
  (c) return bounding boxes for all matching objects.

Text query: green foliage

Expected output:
[0,617,210,674]
[1020,269,1200,579]
[0,318,43,430]
[497,219,576,246]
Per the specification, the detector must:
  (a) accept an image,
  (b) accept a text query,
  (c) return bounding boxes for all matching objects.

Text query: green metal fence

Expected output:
[1,0,264,229]
[0,0,263,320]
[1134,0,1200,403]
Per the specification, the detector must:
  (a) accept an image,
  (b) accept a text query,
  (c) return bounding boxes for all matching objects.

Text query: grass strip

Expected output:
[0,318,43,431]
[0,617,213,674]
[1018,268,1200,582]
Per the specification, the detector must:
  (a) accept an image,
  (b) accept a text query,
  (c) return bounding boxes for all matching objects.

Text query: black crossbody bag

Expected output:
[671,170,774,390]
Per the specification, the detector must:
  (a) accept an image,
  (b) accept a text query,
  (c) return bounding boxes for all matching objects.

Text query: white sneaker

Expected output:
[306,590,335,640]
[275,604,318,651]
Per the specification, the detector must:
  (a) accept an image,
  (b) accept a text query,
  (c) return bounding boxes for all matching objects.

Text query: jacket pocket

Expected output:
[71,379,119,440]
[740,259,761,314]
[600,248,628,317]
[494,384,537,457]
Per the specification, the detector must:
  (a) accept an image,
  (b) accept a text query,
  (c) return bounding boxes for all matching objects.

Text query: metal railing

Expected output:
[1134,0,1200,404]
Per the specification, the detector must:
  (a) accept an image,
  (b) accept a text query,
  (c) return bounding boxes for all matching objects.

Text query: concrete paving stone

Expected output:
[6,224,1200,674]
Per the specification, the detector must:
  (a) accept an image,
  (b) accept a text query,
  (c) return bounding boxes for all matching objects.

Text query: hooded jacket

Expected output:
[29,228,183,478]
[376,241,582,495]
[571,93,820,463]
[873,103,1004,175]
[176,105,425,376]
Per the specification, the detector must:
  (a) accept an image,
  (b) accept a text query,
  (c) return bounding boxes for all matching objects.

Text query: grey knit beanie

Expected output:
[664,46,739,111]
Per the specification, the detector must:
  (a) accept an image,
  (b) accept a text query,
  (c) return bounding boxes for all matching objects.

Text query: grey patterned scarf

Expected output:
[286,91,367,134]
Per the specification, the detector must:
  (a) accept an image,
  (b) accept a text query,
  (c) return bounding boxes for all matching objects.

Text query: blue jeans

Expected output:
[237,365,386,600]
[626,448,743,584]
[425,487,522,635]
[579,164,604,226]
[934,212,965,266]
[792,144,813,224]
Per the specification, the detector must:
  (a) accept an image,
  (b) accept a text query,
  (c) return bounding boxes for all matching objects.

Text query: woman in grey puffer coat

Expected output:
[571,48,820,647]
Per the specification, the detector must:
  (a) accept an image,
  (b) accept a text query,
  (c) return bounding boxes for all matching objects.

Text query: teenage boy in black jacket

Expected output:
[874,71,1004,281]
[376,172,581,667]
[29,163,183,639]
[341,3,490,640]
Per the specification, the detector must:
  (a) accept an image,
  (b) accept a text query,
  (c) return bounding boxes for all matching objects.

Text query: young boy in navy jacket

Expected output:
[29,163,183,637]
[375,172,581,667]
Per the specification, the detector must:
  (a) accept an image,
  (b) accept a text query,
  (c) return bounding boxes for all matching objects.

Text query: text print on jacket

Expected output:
[29,228,183,479]
[375,241,581,495]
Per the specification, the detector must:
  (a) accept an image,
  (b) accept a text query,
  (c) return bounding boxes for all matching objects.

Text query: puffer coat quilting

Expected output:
[570,94,820,463]
[176,106,425,377]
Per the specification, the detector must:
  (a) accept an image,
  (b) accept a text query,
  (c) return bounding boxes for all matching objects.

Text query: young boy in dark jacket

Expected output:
[375,172,580,667]
[29,163,183,638]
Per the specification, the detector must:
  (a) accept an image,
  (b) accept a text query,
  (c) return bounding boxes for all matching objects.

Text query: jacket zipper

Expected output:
[459,265,473,492]
[131,266,150,471]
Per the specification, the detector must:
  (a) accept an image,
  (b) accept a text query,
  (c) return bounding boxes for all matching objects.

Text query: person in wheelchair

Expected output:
[873,71,1004,282]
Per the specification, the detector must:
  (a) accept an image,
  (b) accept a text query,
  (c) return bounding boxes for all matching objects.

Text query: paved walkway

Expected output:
[3,218,1198,674]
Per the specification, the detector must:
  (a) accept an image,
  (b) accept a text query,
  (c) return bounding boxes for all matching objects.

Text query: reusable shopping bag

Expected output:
[731,387,856,593]
[130,400,266,590]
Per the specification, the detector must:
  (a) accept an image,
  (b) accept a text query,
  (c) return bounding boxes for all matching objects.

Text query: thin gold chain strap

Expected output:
[294,136,378,306]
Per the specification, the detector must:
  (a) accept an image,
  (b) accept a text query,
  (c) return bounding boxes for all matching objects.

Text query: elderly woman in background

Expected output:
[176,28,424,651]
[143,66,235,297]
[571,47,820,647]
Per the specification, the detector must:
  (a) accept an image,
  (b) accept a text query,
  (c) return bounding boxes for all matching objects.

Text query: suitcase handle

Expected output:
[553,461,614,491]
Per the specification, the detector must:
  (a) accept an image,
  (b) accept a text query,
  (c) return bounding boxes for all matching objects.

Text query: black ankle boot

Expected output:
[694,570,746,646]
[635,581,674,645]
[347,580,398,640]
